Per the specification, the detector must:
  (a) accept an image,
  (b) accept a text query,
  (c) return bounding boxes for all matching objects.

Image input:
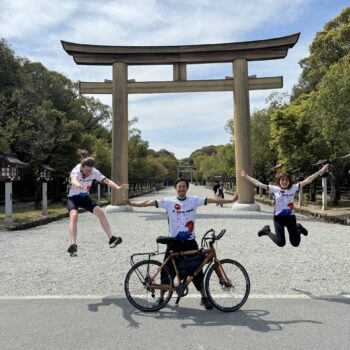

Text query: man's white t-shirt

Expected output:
[156,196,207,240]
[268,184,299,216]
[68,164,106,197]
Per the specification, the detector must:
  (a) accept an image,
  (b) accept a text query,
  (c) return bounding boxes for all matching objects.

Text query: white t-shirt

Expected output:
[156,196,207,240]
[68,164,106,197]
[268,184,299,216]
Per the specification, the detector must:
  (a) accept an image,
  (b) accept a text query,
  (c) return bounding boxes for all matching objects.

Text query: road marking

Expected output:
[0,294,349,300]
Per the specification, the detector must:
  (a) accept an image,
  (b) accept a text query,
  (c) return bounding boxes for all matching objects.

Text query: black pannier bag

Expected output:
[176,251,205,279]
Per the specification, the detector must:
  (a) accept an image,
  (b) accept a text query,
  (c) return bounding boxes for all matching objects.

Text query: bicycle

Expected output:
[124,228,250,312]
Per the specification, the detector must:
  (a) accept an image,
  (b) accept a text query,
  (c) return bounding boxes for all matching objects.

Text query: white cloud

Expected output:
[0,0,316,158]
[0,0,77,39]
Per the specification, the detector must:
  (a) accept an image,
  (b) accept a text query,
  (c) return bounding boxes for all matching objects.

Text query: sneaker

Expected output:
[67,244,77,257]
[200,297,213,310]
[297,223,308,236]
[258,225,271,237]
[109,236,122,248]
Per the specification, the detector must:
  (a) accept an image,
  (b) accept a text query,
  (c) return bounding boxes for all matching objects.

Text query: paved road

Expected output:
[1,296,349,350]
[0,186,349,349]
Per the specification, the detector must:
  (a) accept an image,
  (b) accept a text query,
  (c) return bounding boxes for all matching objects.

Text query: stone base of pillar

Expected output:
[232,202,261,211]
[104,205,134,213]
[5,216,14,224]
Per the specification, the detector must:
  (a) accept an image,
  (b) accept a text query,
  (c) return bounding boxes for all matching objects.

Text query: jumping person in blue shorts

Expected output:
[240,164,329,247]
[67,153,128,256]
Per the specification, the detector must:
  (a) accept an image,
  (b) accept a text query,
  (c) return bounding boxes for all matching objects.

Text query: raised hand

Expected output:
[74,183,87,190]
[240,169,246,177]
[321,164,330,173]
[121,187,129,202]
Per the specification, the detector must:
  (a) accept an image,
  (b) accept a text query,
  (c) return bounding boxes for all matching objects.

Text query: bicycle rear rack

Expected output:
[130,250,164,268]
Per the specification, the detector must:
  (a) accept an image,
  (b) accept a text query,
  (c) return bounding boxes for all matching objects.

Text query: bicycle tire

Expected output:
[204,259,250,312]
[124,259,173,312]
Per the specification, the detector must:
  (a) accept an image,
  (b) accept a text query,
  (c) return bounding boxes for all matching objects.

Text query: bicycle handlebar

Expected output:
[201,228,226,247]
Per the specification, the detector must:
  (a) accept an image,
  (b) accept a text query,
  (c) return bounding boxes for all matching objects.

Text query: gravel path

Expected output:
[0,186,349,297]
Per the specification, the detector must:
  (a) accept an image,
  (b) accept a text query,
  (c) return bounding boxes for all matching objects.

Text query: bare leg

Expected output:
[68,210,79,244]
[93,206,112,239]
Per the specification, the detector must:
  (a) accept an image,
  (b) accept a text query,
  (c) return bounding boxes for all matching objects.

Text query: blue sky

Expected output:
[1,0,348,159]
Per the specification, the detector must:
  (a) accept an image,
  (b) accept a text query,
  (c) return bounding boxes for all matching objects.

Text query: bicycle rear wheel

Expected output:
[204,259,250,312]
[124,259,173,312]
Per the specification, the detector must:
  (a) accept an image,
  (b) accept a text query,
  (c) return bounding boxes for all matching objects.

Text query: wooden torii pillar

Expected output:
[62,33,299,209]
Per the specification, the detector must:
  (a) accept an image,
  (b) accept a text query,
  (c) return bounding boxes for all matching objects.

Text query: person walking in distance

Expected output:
[216,183,225,207]
[66,151,128,256]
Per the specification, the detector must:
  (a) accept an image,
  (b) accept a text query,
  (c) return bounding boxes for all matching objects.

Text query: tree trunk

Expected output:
[329,173,336,204]
[53,177,61,202]
[34,181,41,210]
[309,180,316,202]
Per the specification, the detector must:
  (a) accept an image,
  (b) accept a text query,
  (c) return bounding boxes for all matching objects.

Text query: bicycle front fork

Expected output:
[215,262,232,288]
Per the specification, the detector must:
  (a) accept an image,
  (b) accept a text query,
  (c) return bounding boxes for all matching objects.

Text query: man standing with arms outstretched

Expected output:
[126,177,238,309]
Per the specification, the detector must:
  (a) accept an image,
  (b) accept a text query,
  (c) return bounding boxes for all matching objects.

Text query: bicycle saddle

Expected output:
[156,236,177,245]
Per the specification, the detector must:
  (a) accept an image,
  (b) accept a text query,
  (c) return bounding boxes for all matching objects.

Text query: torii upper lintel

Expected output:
[61,33,300,65]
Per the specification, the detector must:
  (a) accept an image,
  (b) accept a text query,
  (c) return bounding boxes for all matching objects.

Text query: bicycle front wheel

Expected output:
[124,259,173,312]
[204,259,250,312]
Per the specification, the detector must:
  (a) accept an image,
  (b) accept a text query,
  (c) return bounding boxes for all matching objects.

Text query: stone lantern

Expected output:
[36,165,55,216]
[313,159,330,211]
[0,151,28,223]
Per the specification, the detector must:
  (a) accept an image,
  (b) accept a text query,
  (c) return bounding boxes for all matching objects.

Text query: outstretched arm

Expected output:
[103,178,129,191]
[299,164,329,188]
[126,199,157,207]
[207,191,238,204]
[240,170,269,190]
[70,176,85,190]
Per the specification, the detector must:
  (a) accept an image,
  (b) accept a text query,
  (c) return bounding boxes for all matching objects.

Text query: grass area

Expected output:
[0,198,110,229]
[0,203,67,227]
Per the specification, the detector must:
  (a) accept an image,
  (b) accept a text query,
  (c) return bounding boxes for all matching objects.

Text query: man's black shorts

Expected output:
[67,195,97,213]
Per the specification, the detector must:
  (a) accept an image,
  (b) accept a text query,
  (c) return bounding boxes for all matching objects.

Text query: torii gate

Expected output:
[62,33,299,210]
[177,166,196,183]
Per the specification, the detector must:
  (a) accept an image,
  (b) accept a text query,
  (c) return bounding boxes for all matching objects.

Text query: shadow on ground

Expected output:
[292,289,350,305]
[87,296,322,332]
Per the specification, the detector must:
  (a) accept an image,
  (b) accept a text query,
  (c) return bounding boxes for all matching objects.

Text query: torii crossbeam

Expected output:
[62,33,300,209]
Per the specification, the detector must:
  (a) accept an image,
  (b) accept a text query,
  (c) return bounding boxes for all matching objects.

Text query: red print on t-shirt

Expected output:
[185,221,194,232]
[287,202,294,210]
[174,204,181,210]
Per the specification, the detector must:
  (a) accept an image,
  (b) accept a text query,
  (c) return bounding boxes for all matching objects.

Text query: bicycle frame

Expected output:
[125,229,250,312]
[144,242,232,292]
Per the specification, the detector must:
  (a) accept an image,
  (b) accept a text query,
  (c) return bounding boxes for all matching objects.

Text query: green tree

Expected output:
[128,134,149,179]
[297,7,350,92]
[269,95,315,171]
[250,109,276,174]
[0,39,20,92]
[308,54,350,158]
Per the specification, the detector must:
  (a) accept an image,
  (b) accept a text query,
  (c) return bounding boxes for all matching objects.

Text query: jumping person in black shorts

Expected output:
[240,164,329,247]
[67,153,128,256]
